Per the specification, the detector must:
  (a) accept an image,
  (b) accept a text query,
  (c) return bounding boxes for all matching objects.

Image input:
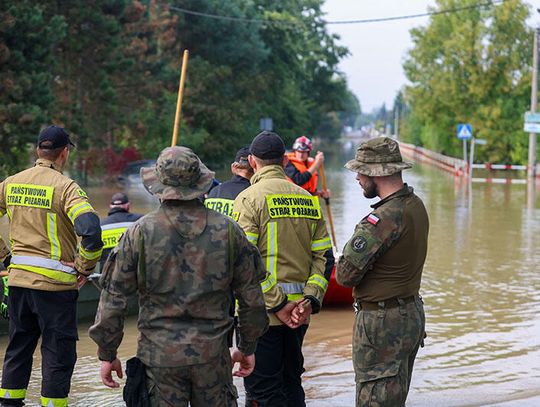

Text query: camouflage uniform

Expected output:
[89,147,269,407]
[336,137,429,407]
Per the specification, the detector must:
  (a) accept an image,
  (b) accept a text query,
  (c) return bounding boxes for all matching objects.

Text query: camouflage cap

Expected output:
[344,137,412,177]
[141,146,215,200]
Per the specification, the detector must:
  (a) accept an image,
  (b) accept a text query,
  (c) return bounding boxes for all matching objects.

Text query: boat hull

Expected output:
[323,265,353,307]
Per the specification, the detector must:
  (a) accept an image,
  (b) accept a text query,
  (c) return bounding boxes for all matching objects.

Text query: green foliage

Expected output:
[0,1,67,175]
[402,0,532,163]
[0,0,355,177]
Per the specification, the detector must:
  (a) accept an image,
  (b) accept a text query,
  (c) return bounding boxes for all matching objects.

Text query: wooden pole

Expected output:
[319,164,337,249]
[171,50,190,147]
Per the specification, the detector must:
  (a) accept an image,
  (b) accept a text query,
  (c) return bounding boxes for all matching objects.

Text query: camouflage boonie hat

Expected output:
[141,146,215,200]
[345,137,412,177]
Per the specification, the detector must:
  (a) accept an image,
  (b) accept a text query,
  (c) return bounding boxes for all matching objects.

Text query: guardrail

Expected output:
[470,163,527,171]
[398,140,540,182]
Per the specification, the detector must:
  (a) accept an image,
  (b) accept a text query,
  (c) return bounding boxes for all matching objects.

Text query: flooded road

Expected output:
[1,146,540,406]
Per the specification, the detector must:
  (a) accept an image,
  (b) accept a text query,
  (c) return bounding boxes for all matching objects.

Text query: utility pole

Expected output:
[528,24,539,178]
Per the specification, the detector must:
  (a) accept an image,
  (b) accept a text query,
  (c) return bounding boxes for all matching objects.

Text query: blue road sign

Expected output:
[457,124,473,140]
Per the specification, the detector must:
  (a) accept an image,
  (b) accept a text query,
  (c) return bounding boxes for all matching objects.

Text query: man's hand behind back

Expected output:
[275,301,302,329]
[291,298,312,326]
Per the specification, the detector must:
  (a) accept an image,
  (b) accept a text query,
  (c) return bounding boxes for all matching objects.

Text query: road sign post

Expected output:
[457,124,473,172]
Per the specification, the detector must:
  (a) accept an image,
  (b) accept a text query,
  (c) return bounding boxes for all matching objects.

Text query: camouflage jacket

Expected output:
[89,199,268,367]
[336,185,429,301]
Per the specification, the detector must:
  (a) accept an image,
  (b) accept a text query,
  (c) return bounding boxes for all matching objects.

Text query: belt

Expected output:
[355,296,416,311]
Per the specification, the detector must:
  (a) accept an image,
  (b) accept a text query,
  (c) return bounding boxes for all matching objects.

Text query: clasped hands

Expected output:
[275,298,312,329]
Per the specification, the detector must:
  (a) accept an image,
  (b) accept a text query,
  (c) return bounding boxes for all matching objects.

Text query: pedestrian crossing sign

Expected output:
[457,124,473,140]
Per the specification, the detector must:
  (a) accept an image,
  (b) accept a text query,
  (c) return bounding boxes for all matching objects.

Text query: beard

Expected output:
[361,177,378,199]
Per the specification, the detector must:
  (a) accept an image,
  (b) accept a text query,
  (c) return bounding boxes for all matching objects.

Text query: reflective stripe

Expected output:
[278,282,305,294]
[266,222,277,280]
[0,388,27,399]
[261,272,277,293]
[287,293,303,301]
[79,246,102,260]
[10,255,76,275]
[245,232,259,245]
[2,276,8,296]
[67,202,94,223]
[10,265,76,283]
[101,222,134,231]
[307,274,329,291]
[265,194,321,219]
[41,396,68,407]
[311,236,332,251]
[101,222,133,249]
[46,213,61,260]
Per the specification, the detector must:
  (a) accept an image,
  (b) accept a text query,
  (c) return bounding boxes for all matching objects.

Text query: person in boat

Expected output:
[233,131,332,407]
[0,126,103,407]
[336,137,429,407]
[205,146,253,218]
[285,136,335,281]
[100,192,142,270]
[89,146,268,406]
[284,135,329,199]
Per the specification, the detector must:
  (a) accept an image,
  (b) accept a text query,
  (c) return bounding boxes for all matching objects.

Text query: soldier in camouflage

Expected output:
[336,137,429,407]
[89,146,269,407]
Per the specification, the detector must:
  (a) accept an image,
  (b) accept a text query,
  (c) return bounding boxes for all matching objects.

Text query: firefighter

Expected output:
[205,146,253,218]
[100,192,142,269]
[0,125,103,407]
[233,131,332,406]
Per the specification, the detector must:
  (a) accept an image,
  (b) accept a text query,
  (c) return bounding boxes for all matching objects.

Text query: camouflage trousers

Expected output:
[146,347,238,407]
[353,297,425,407]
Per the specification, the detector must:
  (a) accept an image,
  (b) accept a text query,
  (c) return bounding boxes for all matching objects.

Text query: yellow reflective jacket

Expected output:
[0,159,102,291]
[233,165,331,325]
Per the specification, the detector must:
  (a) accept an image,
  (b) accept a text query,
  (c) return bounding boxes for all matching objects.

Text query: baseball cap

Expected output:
[234,146,251,164]
[249,131,285,159]
[37,126,75,149]
[110,192,129,205]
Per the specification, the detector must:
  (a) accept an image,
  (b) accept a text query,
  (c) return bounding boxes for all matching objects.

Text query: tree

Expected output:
[0,1,67,175]
[403,0,531,163]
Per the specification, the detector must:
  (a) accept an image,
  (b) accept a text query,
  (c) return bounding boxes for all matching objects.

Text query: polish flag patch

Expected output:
[367,214,380,225]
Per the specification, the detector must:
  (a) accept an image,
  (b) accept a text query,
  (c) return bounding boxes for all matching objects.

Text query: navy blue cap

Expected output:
[234,145,251,164]
[110,192,129,205]
[37,126,75,149]
[249,131,285,159]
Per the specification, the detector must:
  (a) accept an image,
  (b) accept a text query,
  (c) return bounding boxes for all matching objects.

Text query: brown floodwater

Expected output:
[1,144,540,406]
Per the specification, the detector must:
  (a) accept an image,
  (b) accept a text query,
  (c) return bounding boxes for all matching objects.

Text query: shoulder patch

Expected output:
[77,188,88,198]
[367,213,380,225]
[351,236,367,252]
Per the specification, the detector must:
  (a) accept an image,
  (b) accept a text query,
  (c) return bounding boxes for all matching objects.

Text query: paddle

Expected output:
[318,164,337,249]
[171,50,190,147]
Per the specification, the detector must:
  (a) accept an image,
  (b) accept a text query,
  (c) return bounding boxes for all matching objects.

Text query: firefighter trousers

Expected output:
[0,287,78,407]
[244,324,308,407]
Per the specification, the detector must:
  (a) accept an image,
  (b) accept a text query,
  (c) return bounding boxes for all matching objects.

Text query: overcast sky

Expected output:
[322,0,540,113]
